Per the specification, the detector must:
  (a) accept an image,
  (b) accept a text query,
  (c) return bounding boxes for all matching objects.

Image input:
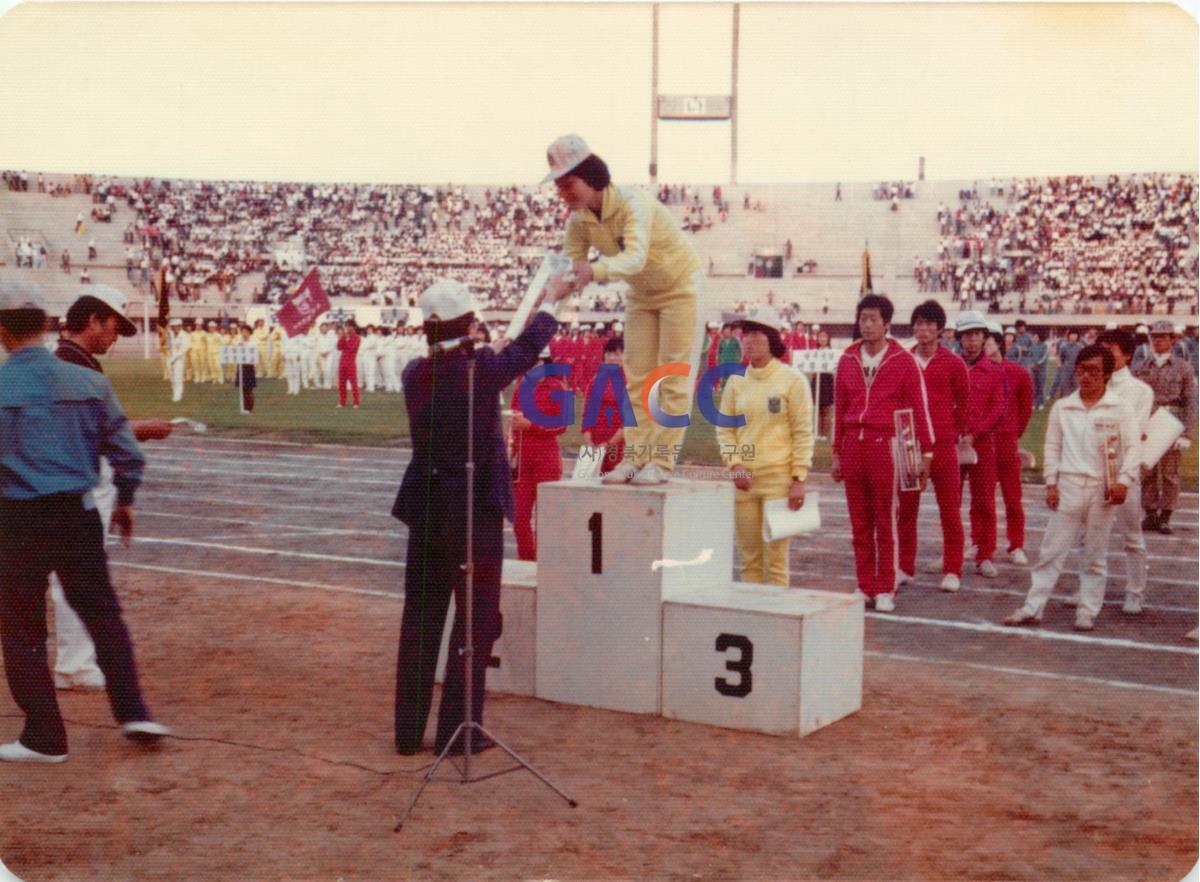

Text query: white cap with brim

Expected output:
[169,317,183,327]
[82,284,138,336]
[0,277,44,312]
[955,310,988,333]
[1136,324,1149,334]
[1149,320,1176,335]
[418,279,480,323]
[985,320,1003,336]
[542,134,591,184]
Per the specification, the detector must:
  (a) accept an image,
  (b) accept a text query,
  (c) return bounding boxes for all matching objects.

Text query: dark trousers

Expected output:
[395,505,504,753]
[0,495,151,755]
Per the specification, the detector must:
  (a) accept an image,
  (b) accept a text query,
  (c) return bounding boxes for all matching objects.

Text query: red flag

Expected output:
[276,268,330,336]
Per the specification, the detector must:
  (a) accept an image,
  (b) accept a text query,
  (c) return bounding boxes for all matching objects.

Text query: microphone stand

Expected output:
[396,333,576,832]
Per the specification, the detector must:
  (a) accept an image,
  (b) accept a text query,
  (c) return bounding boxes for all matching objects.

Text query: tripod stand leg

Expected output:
[475,724,578,808]
[393,724,469,832]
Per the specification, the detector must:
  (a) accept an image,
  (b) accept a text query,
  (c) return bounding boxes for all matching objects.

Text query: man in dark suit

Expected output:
[393,278,565,756]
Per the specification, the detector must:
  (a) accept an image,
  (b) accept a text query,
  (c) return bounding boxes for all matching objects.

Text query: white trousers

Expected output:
[285,358,302,394]
[1109,475,1147,601]
[1024,474,1119,618]
[50,462,115,681]
[301,352,316,388]
[319,352,336,389]
[171,359,185,401]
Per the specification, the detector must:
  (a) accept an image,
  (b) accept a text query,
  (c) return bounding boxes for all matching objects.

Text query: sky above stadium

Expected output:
[0,2,1196,186]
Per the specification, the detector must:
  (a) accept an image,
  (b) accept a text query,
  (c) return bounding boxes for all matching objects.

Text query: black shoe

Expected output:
[396,742,424,756]
[437,733,497,757]
[1157,511,1173,535]
[1141,511,1159,532]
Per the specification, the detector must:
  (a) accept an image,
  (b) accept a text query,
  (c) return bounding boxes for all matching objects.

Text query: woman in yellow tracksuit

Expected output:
[717,308,814,586]
[544,134,705,485]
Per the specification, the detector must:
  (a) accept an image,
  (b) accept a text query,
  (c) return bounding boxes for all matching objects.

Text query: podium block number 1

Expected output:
[588,512,602,574]
[715,633,753,697]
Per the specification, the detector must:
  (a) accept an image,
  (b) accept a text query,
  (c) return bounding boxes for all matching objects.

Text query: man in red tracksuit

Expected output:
[954,312,1007,577]
[336,322,361,408]
[898,300,969,592]
[583,337,627,475]
[832,295,934,612]
[990,327,1034,565]
[510,354,567,561]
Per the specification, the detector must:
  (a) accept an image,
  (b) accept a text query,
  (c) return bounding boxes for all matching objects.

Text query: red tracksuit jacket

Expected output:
[998,361,1034,436]
[832,338,935,454]
[511,374,567,481]
[963,355,1007,437]
[912,345,969,446]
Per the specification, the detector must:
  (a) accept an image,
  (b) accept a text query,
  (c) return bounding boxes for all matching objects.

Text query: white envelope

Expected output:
[1141,408,1185,469]
[571,444,606,482]
[956,437,978,466]
[762,491,821,542]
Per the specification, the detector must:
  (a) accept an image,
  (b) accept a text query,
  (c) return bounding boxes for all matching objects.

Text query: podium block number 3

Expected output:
[715,633,753,697]
[588,512,602,574]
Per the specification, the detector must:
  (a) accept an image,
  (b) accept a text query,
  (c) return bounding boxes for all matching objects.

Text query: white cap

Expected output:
[1104,321,1118,330]
[723,304,783,330]
[0,276,44,312]
[542,134,591,184]
[1003,326,1016,335]
[417,279,480,323]
[955,310,988,333]
[169,317,183,327]
[985,320,1003,335]
[613,321,624,332]
[1135,324,1149,333]
[812,323,821,330]
[82,284,137,336]
[706,321,720,329]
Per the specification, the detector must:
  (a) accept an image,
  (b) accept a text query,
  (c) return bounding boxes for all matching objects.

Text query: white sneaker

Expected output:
[54,671,106,691]
[1003,606,1042,626]
[1063,593,1080,608]
[0,742,68,763]
[922,559,945,574]
[1008,548,1029,566]
[1121,596,1143,615]
[1074,611,1096,631]
[897,571,913,587]
[939,573,961,593]
[964,543,978,560]
[601,460,639,485]
[122,721,171,744]
[874,592,896,612]
[630,463,669,485]
[976,560,998,578]
[1187,627,1198,642]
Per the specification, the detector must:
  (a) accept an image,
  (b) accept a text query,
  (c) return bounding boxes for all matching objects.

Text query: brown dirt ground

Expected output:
[1,569,1196,882]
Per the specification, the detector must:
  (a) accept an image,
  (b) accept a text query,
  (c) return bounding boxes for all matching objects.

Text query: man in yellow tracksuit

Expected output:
[205,320,224,383]
[188,321,208,383]
[544,134,705,485]
[716,306,814,586]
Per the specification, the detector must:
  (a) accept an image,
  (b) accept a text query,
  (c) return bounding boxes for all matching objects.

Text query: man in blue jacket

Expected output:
[393,278,565,756]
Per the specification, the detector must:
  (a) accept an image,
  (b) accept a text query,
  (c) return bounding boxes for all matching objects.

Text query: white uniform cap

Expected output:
[0,276,44,312]
[1003,326,1017,335]
[417,279,480,323]
[954,310,988,333]
[1135,324,1149,334]
[82,284,138,336]
[168,317,183,327]
[985,320,1003,336]
[613,321,624,332]
[1103,321,1118,330]
[542,134,592,184]
[1175,322,1186,335]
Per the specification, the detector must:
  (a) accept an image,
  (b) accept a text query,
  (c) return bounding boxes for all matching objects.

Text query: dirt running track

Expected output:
[2,566,1196,881]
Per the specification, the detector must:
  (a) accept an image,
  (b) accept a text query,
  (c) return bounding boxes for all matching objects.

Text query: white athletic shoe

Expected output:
[602,460,639,485]
[630,463,669,485]
[874,592,896,613]
[0,742,67,763]
[976,559,998,578]
[1008,548,1029,566]
[964,544,978,560]
[1121,596,1143,615]
[939,573,961,593]
[122,721,171,744]
[922,559,945,574]
[1073,611,1096,631]
[897,571,913,587]
[54,671,106,691]
[1003,606,1042,626]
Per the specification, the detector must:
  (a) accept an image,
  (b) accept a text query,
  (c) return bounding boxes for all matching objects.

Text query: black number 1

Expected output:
[588,512,602,574]
[715,633,753,697]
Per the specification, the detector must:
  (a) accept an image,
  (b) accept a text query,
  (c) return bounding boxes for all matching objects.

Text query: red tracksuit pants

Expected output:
[897,440,964,578]
[994,431,1024,553]
[338,361,359,407]
[966,434,998,562]
[841,432,898,597]
[513,458,562,561]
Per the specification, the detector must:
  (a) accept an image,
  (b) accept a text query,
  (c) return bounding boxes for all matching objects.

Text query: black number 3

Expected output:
[714,633,753,697]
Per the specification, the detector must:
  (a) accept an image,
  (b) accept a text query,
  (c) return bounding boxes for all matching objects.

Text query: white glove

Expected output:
[1174,437,1191,451]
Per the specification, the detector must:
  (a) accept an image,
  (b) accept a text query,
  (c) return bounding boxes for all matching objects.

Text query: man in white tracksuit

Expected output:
[317,321,337,389]
[283,331,304,395]
[1004,343,1142,631]
[167,317,189,402]
[358,325,378,393]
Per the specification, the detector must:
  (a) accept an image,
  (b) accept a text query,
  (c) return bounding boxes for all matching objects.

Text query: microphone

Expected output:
[431,335,475,355]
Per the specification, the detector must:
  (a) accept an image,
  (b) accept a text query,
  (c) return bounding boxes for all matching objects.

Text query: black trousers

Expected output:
[394,505,503,753]
[0,495,151,755]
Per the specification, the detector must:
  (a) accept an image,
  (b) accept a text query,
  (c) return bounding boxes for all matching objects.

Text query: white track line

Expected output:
[198,529,353,542]
[136,491,397,518]
[159,435,408,453]
[110,561,399,599]
[127,537,406,568]
[865,611,1198,655]
[865,651,1198,696]
[149,463,397,487]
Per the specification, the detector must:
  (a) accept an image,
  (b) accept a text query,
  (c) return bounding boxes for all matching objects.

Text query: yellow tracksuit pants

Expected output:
[734,466,792,586]
[622,269,707,470]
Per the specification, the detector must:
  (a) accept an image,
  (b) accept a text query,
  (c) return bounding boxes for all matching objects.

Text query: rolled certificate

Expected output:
[504,251,572,339]
[1141,407,1185,469]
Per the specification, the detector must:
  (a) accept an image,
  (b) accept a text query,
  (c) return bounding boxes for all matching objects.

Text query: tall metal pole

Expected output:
[650,3,659,184]
[730,3,739,185]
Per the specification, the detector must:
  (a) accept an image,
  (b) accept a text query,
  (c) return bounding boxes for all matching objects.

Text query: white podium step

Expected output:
[662,582,863,736]
[535,480,734,714]
[435,558,538,696]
